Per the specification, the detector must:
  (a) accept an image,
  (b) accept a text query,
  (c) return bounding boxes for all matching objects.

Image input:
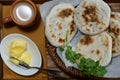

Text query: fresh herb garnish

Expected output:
[59,46,64,51]
[65,46,81,63]
[58,31,107,77]
[65,30,69,47]
[78,57,107,77]
[65,45,107,77]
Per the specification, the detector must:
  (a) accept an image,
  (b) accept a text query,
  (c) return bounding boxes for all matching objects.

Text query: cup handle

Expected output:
[2,16,13,24]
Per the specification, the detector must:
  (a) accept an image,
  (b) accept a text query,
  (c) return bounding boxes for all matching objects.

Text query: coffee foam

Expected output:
[13,2,34,23]
[16,5,32,21]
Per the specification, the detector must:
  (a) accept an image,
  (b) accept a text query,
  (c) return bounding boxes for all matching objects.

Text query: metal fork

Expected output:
[10,57,65,78]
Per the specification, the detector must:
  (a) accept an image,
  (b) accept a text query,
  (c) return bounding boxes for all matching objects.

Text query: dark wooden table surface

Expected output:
[1,0,120,80]
[0,0,119,5]
[0,3,3,80]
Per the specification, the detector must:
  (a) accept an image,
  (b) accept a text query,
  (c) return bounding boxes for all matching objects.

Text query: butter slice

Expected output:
[9,39,27,58]
[18,51,32,65]
[9,58,19,65]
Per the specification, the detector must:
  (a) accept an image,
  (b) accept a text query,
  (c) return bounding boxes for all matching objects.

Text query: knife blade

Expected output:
[0,3,3,80]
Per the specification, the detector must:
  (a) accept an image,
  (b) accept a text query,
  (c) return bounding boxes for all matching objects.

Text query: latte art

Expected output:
[16,5,32,21]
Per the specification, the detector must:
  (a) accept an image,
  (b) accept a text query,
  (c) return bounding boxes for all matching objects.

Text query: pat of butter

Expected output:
[9,58,19,65]
[19,51,32,65]
[9,39,27,58]
[9,39,32,65]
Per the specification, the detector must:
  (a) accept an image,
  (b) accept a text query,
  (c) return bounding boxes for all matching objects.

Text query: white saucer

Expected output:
[0,33,42,76]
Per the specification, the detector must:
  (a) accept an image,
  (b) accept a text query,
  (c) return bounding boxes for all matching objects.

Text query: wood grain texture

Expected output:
[1,0,120,80]
[0,0,119,5]
[109,3,120,12]
[0,0,49,5]
[0,3,3,80]
[1,5,48,80]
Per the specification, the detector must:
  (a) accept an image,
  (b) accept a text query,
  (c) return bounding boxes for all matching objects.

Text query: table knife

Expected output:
[0,3,3,80]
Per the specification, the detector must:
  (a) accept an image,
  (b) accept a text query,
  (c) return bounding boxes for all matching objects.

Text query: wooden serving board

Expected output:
[1,0,120,80]
[1,4,48,80]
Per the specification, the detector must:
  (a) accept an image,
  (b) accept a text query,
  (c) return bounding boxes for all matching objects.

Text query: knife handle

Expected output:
[2,16,13,24]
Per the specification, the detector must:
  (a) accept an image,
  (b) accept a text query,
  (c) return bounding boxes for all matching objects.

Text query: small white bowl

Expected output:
[0,33,42,76]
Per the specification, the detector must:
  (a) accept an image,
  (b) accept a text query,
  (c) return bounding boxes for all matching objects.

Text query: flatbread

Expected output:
[75,32,112,66]
[107,18,120,57]
[45,3,77,47]
[111,12,120,21]
[74,0,111,35]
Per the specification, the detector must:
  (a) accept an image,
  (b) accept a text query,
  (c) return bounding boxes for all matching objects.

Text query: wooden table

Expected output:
[1,5,48,80]
[0,1,67,80]
[1,0,120,80]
